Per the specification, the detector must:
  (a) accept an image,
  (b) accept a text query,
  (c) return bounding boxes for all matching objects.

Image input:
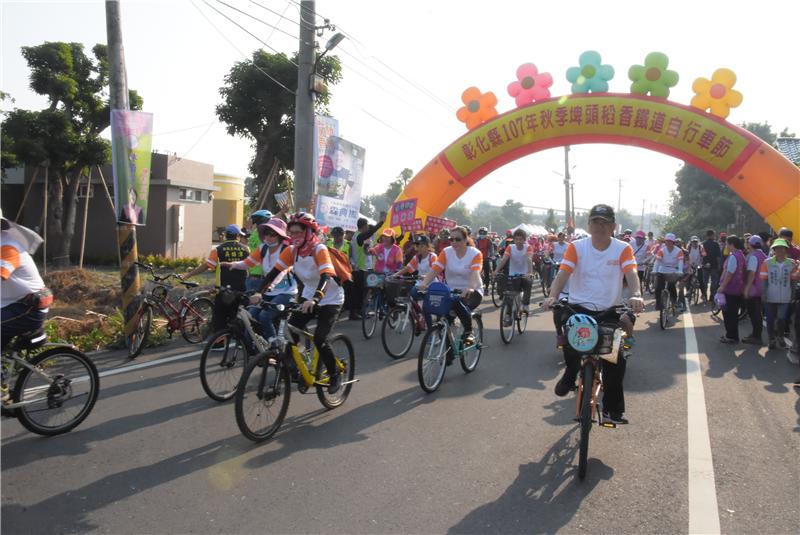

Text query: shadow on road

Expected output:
[448,427,613,534]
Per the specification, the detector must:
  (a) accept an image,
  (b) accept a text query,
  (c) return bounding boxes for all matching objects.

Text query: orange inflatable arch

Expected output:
[391,93,799,232]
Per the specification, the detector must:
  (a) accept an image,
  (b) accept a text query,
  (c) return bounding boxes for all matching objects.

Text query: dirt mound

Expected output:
[44,269,122,319]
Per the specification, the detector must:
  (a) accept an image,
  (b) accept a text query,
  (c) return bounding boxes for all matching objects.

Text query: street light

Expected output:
[311,32,345,95]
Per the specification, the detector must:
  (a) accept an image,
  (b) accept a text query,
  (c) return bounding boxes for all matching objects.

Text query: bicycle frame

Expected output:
[2,344,85,409]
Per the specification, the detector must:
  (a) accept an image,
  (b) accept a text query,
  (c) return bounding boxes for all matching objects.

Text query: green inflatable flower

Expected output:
[628,52,679,98]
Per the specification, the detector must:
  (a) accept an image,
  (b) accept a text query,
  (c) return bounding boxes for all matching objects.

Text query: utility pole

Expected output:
[617,179,622,212]
[570,182,575,229]
[563,146,571,230]
[294,0,316,211]
[640,199,645,230]
[105,0,140,341]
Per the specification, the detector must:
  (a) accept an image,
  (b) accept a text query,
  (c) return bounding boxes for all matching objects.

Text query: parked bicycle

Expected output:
[380,275,426,359]
[127,262,214,358]
[234,301,356,441]
[2,329,99,436]
[497,274,530,344]
[416,283,484,393]
[199,289,276,402]
[554,302,629,480]
[362,271,390,339]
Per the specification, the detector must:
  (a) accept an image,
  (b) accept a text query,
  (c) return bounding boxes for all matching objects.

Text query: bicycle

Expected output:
[362,271,389,339]
[643,261,655,295]
[2,329,100,436]
[380,276,425,359]
[554,302,630,480]
[497,274,530,344]
[541,258,558,297]
[416,283,484,393]
[234,302,356,442]
[199,289,276,402]
[658,273,681,330]
[127,262,214,359]
[686,268,702,306]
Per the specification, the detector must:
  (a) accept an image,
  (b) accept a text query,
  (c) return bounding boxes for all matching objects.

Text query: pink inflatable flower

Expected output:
[507,63,553,107]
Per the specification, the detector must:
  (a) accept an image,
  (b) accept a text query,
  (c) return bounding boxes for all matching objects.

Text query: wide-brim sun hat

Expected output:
[770,238,790,250]
[259,217,288,239]
[381,228,396,238]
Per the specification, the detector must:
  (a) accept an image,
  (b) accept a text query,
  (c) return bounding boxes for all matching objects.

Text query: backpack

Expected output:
[327,246,353,283]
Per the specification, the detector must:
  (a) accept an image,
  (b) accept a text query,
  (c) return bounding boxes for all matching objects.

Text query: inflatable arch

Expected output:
[390,56,799,232]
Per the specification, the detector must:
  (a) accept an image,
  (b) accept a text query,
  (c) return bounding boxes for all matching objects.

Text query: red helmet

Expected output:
[289,212,320,233]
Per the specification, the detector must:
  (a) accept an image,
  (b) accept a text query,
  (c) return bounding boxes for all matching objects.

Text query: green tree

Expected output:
[543,209,558,231]
[664,122,786,238]
[1,42,142,267]
[216,50,341,211]
[359,168,414,219]
[443,201,472,227]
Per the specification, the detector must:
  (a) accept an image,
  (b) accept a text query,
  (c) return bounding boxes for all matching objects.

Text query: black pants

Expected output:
[561,306,627,414]
[745,296,762,339]
[350,270,366,316]
[289,302,341,375]
[722,293,743,341]
[517,276,533,305]
[454,292,482,333]
[655,273,678,311]
[1,302,47,350]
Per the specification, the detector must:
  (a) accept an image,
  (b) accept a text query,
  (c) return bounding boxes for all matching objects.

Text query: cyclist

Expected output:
[632,230,652,292]
[621,229,633,243]
[394,234,439,330]
[245,209,273,292]
[475,227,496,290]
[435,228,452,254]
[369,228,404,275]
[259,212,345,393]
[653,233,683,313]
[221,218,297,342]
[418,225,483,346]
[544,204,643,424]
[493,228,533,313]
[1,212,51,350]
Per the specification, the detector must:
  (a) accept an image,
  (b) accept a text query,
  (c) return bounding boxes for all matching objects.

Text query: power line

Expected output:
[247,0,298,26]
[153,120,218,136]
[192,0,296,95]
[170,121,217,164]
[214,0,298,41]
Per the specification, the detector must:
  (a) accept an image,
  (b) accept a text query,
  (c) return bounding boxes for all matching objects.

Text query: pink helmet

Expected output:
[635,230,646,239]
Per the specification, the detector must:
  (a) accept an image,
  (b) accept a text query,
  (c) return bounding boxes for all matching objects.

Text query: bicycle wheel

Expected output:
[541,272,551,297]
[316,334,355,409]
[235,354,290,442]
[659,290,669,330]
[381,305,415,359]
[460,315,483,373]
[181,296,214,344]
[13,347,100,436]
[362,290,379,339]
[490,280,501,307]
[517,302,529,334]
[417,324,447,393]
[577,362,594,480]
[127,303,152,359]
[199,329,251,402]
[499,299,515,344]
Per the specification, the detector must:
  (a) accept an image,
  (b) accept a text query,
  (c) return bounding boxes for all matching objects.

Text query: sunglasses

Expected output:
[452,237,464,242]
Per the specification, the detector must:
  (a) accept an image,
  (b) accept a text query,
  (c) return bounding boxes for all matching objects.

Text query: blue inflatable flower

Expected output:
[566,51,615,93]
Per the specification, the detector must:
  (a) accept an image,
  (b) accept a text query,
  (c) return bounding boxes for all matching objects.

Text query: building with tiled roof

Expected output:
[776,137,800,164]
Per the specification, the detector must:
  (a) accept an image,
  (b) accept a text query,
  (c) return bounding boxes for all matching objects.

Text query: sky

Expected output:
[2,0,798,219]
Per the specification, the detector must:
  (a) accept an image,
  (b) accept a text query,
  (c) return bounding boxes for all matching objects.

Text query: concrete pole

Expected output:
[293,0,316,212]
[563,146,571,229]
[105,0,141,340]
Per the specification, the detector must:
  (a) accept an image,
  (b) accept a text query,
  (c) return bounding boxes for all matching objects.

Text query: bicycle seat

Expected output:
[180,281,199,288]
[11,328,47,350]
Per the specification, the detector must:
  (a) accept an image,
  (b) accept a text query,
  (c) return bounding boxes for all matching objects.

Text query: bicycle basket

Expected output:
[365,272,386,288]
[503,276,525,293]
[596,323,623,364]
[384,278,413,304]
[565,313,599,353]
[422,282,453,316]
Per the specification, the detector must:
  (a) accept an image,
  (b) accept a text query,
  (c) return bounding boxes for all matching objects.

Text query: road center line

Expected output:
[682,305,721,535]
[98,350,203,379]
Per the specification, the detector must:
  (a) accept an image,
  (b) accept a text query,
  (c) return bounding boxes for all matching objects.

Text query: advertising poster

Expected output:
[111,110,153,225]
[314,115,339,192]
[390,198,418,228]
[315,136,366,231]
[424,215,457,234]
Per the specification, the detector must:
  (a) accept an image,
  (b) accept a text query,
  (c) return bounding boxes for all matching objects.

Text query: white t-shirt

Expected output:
[504,243,533,276]
[236,243,298,296]
[432,246,483,295]
[552,242,569,263]
[275,244,344,306]
[560,238,637,310]
[632,240,650,268]
[655,245,684,274]
[1,237,45,308]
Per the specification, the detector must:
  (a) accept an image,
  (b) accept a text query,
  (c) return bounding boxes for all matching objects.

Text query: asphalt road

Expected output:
[2,295,799,534]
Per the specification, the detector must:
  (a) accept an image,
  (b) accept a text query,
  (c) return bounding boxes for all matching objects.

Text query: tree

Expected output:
[359,168,414,219]
[443,201,472,227]
[543,209,558,231]
[1,42,142,267]
[216,50,341,211]
[664,122,786,238]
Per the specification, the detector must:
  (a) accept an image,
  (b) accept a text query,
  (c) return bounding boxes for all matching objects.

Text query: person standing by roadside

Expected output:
[716,235,746,344]
[742,235,767,345]
[244,210,272,292]
[349,213,386,320]
[759,239,798,352]
[701,229,722,302]
[327,226,352,315]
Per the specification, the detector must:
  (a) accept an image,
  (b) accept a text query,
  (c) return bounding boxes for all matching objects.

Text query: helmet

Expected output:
[288,212,319,233]
[565,313,599,353]
[439,228,451,238]
[478,227,488,235]
[635,230,646,238]
[665,233,676,242]
[250,209,272,225]
[690,236,699,242]
[464,225,472,236]
[623,229,633,235]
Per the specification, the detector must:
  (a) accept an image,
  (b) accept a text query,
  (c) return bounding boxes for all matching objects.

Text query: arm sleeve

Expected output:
[0,245,21,280]
[314,246,336,276]
[759,262,768,281]
[205,248,219,268]
[432,251,447,273]
[470,251,483,271]
[726,255,737,274]
[559,243,578,273]
[746,255,758,272]
[235,249,263,270]
[275,246,295,271]
[620,245,638,274]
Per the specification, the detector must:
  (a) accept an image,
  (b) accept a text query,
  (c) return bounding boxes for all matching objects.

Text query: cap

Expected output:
[225,224,246,236]
[588,204,615,222]
[665,233,676,242]
[770,238,790,250]
[331,226,344,235]
[748,235,763,246]
[778,227,793,238]
[690,236,699,242]
[635,230,646,238]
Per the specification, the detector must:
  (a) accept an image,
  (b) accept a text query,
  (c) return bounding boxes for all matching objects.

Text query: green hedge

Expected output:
[139,254,206,271]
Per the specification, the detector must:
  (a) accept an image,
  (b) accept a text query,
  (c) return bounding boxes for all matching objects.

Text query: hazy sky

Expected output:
[3,0,798,217]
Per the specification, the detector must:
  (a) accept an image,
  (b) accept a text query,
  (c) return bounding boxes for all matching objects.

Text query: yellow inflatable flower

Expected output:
[456,87,498,130]
[691,68,743,119]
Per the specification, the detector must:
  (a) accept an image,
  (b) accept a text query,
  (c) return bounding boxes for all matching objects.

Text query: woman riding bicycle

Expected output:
[222,217,297,341]
[654,233,684,312]
[258,212,345,394]
[418,226,483,345]
[493,228,534,313]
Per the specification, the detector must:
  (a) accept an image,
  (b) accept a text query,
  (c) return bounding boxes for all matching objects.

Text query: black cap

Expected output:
[331,226,344,235]
[588,204,615,223]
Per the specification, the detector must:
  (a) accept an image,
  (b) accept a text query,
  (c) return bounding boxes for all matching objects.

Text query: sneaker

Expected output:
[787,351,800,365]
[719,336,738,344]
[768,339,777,350]
[463,331,476,347]
[554,370,577,397]
[741,336,762,346]
[603,411,629,425]
[622,336,635,349]
[327,373,342,394]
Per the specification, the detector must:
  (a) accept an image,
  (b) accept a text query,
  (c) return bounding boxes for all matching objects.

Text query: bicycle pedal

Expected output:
[600,422,617,429]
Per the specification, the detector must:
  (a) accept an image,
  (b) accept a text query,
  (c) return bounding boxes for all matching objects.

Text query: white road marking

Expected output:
[683,305,721,535]
[97,350,203,379]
